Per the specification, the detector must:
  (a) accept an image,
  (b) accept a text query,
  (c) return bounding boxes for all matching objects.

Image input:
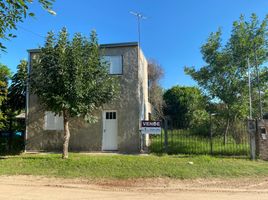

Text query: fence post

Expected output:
[248,119,256,160]
[164,119,168,153]
[210,114,213,155]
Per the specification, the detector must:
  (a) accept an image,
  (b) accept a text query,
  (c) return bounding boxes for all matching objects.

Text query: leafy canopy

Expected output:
[0,0,55,51]
[0,64,11,129]
[8,60,28,112]
[30,28,119,122]
[185,14,268,119]
[164,86,208,128]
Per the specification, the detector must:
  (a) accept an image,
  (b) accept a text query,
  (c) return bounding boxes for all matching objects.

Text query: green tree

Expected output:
[0,0,55,51]
[0,60,28,146]
[163,86,208,129]
[30,28,119,159]
[8,60,28,113]
[0,64,11,129]
[185,14,268,143]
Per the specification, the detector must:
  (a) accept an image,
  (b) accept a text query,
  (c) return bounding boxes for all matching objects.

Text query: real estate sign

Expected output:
[141,120,161,135]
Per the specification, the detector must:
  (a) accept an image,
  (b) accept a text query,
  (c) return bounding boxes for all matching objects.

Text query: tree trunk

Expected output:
[62,110,70,159]
[224,117,230,145]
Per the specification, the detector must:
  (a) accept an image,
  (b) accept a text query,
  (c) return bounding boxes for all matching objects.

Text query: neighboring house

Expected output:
[26,42,151,153]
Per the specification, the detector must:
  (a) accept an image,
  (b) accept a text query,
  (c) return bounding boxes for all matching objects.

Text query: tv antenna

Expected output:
[130,11,147,48]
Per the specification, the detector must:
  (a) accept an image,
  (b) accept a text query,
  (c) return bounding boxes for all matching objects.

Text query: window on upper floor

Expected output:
[44,111,64,130]
[103,55,123,75]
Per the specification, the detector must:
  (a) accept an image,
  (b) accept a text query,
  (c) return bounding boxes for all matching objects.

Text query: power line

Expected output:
[17,25,46,39]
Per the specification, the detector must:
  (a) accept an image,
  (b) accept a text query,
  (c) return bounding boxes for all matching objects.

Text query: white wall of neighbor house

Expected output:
[138,48,151,119]
[138,48,151,147]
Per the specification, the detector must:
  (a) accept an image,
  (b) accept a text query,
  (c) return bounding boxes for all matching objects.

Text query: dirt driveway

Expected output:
[1,176,268,200]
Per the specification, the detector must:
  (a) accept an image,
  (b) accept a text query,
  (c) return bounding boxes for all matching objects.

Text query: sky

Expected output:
[1,0,268,89]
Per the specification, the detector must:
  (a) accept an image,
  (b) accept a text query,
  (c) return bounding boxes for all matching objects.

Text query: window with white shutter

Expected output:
[44,111,64,130]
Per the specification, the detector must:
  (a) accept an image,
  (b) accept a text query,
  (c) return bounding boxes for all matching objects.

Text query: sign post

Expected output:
[140,121,161,153]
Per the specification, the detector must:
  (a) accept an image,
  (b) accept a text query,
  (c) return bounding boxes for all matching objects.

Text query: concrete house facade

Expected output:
[26,42,151,153]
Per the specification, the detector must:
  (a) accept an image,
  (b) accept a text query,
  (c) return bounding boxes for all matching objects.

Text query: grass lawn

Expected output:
[0,153,268,179]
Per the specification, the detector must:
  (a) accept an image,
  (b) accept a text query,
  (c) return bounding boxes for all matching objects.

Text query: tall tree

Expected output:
[8,60,28,113]
[0,0,55,51]
[0,59,28,145]
[185,14,268,144]
[0,64,11,129]
[30,28,119,159]
[148,59,164,119]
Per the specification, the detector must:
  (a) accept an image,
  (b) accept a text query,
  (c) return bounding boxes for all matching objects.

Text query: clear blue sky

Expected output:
[1,0,268,89]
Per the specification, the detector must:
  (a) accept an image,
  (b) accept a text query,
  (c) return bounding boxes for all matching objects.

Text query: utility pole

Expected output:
[247,58,252,119]
[254,49,263,119]
[247,58,256,160]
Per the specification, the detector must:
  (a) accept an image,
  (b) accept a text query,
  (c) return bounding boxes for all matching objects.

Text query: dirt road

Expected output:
[1,176,268,200]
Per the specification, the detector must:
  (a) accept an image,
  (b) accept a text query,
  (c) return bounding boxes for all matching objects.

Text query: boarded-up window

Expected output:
[103,55,123,74]
[44,111,64,130]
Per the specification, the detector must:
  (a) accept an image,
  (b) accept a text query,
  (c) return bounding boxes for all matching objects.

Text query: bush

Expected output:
[0,131,24,154]
[189,110,210,136]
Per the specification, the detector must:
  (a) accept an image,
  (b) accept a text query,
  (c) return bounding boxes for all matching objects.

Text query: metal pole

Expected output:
[247,58,256,160]
[130,11,147,49]
[138,16,141,47]
[209,113,217,155]
[248,119,256,160]
[210,114,213,155]
[164,119,168,153]
[130,11,146,153]
[254,50,263,119]
[247,58,252,119]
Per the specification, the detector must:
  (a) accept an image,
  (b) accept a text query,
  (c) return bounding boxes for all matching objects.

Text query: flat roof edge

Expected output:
[27,49,41,53]
[28,42,138,53]
[100,42,138,48]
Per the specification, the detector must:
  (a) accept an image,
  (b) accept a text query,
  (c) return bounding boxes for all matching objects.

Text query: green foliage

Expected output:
[0,60,27,139]
[31,28,119,122]
[163,86,209,130]
[185,14,268,120]
[189,109,210,135]
[0,64,11,129]
[0,64,11,105]
[30,28,119,158]
[0,0,55,51]
[8,60,28,113]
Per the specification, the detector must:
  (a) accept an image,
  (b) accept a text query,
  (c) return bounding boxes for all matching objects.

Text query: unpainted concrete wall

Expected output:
[26,45,146,153]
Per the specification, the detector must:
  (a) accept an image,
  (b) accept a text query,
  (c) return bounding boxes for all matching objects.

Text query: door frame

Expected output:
[102,110,118,151]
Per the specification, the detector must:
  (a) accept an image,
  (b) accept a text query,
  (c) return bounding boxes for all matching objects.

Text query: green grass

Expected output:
[0,153,268,179]
[150,129,250,156]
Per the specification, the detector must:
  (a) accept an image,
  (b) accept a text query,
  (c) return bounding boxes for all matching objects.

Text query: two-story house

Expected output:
[26,42,151,153]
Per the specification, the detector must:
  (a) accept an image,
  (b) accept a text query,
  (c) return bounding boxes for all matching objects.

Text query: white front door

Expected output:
[102,110,118,151]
